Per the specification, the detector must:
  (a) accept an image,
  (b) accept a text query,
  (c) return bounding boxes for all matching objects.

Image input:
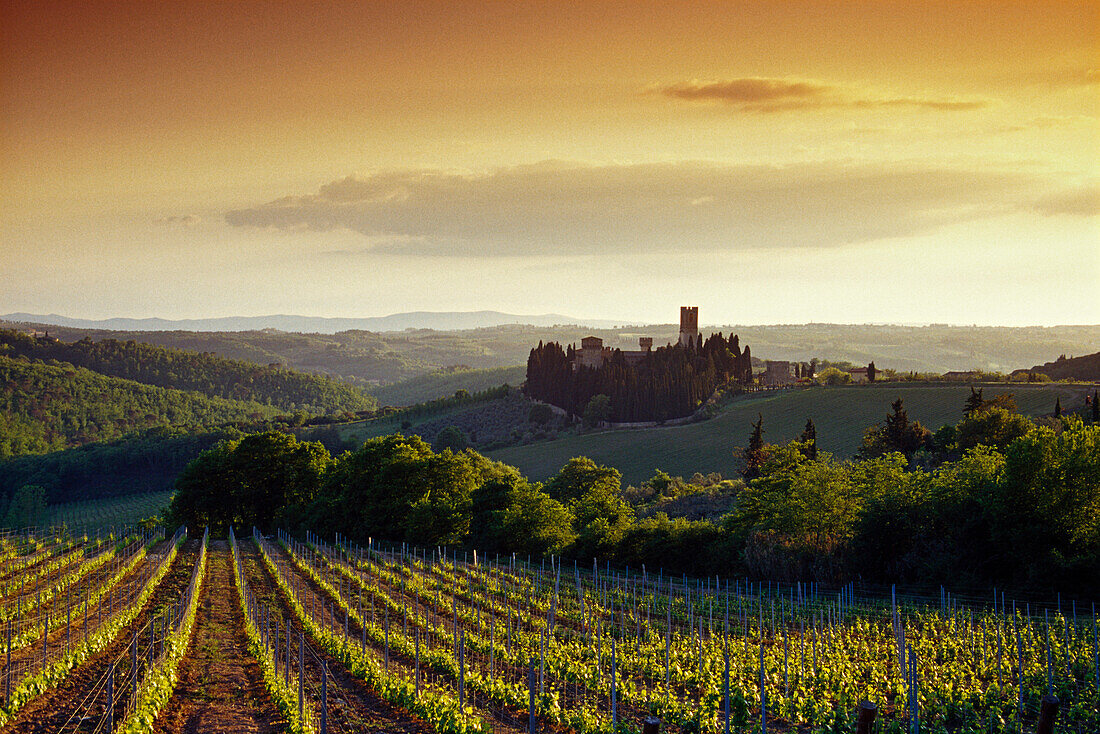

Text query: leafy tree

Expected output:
[569,472,633,560]
[499,482,575,556]
[4,484,47,528]
[527,403,554,425]
[815,367,852,385]
[798,418,818,460]
[743,414,766,479]
[545,457,622,505]
[955,407,1033,452]
[433,425,469,453]
[169,431,329,531]
[582,394,612,428]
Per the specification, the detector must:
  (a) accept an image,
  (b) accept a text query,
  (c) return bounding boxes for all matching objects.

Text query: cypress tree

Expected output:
[963,387,984,416]
[798,417,818,460]
[1054,397,1062,418]
[867,361,877,383]
[1092,390,1099,422]
[743,413,765,479]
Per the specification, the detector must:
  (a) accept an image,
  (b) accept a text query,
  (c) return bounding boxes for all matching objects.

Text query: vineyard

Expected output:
[0,525,1096,733]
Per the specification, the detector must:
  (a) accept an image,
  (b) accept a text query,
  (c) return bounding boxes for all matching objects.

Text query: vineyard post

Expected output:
[4,618,9,704]
[285,617,291,687]
[131,633,137,703]
[611,637,618,729]
[321,661,328,734]
[415,630,420,697]
[107,662,114,731]
[723,634,730,734]
[459,630,468,712]
[528,657,536,733]
[41,613,47,672]
[1037,694,1059,734]
[298,632,304,723]
[66,585,70,655]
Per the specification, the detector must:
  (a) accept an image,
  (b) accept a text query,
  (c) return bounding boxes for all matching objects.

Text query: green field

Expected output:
[487,382,1091,484]
[43,490,172,532]
[370,365,526,406]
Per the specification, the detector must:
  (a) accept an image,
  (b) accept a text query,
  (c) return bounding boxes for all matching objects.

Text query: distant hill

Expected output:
[0,329,376,414]
[0,355,281,458]
[1,310,619,333]
[1014,351,1100,382]
[3,319,1097,385]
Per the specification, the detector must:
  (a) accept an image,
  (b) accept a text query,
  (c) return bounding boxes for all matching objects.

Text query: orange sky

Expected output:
[1,1,1097,324]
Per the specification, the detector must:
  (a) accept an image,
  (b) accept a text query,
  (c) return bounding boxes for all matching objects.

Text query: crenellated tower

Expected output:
[678,306,699,347]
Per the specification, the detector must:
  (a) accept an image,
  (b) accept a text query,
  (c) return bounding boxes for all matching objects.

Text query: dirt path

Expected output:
[3,540,200,734]
[152,541,283,734]
[243,543,435,734]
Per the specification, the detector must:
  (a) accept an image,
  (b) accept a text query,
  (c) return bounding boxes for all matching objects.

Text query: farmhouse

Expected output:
[850,367,870,383]
[762,360,797,386]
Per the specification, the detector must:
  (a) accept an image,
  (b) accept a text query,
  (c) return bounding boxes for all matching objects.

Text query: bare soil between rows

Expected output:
[152,541,283,734]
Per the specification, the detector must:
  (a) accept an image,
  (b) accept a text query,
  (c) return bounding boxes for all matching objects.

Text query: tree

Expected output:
[867,362,877,383]
[170,431,330,531]
[545,457,622,505]
[4,484,46,528]
[798,418,818,460]
[582,394,612,428]
[433,425,469,452]
[1054,398,1062,418]
[860,399,931,459]
[963,387,985,416]
[743,414,766,479]
[528,403,554,425]
[1093,390,1099,422]
[816,367,852,386]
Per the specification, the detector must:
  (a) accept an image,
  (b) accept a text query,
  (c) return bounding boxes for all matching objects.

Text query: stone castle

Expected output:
[574,306,699,371]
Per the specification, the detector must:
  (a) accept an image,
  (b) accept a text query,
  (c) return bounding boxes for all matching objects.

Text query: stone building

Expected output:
[573,307,695,371]
[762,360,798,386]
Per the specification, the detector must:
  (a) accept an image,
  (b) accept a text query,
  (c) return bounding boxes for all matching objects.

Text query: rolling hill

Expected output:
[1016,351,1100,382]
[486,382,1091,485]
[0,355,281,457]
[0,329,375,414]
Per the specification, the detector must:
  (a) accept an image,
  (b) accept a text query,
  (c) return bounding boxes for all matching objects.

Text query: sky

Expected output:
[2,1,1097,326]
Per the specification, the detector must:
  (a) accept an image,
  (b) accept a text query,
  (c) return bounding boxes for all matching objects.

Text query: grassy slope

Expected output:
[370,365,526,407]
[487,383,1092,485]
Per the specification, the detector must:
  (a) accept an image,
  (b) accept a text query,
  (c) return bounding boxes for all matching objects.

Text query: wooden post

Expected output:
[855,701,877,734]
[641,716,660,734]
[1037,695,1059,734]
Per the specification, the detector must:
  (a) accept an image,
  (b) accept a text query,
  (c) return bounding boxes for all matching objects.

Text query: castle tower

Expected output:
[639,337,653,351]
[678,306,699,347]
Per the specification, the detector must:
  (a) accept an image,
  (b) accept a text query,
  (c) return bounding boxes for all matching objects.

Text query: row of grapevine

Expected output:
[297,533,1098,733]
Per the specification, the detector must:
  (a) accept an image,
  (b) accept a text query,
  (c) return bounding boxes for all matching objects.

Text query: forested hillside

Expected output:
[5,320,1098,385]
[0,355,280,457]
[0,329,375,413]
[1018,351,1100,381]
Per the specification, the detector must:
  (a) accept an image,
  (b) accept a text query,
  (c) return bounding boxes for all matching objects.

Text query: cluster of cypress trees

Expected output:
[525,333,753,422]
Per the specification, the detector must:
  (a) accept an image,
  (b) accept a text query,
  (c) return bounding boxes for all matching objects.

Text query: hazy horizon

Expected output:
[3,1,1097,326]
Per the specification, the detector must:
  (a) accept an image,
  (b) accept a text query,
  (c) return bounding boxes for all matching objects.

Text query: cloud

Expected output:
[1031,186,1100,217]
[157,214,201,226]
[225,160,1048,257]
[652,77,992,113]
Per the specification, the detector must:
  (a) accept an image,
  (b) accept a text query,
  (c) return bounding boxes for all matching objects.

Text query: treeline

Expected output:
[0,426,240,508]
[0,355,280,458]
[0,329,376,414]
[166,400,1100,591]
[525,334,753,422]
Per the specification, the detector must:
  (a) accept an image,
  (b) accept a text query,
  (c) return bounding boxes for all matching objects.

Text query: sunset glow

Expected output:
[2,1,1097,325]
